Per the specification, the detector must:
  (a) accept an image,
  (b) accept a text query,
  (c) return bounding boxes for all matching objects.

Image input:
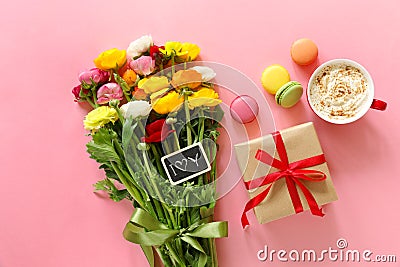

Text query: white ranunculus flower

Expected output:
[126,35,153,59]
[120,100,152,119]
[189,66,216,82]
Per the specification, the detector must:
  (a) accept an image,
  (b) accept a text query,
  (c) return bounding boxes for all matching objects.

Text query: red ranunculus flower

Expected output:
[149,45,164,60]
[72,85,89,102]
[141,118,174,143]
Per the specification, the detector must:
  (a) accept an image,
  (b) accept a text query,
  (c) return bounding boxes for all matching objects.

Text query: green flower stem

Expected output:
[114,73,132,102]
[212,238,218,267]
[141,150,175,227]
[184,92,192,146]
[171,52,175,75]
[211,145,217,182]
[198,108,206,185]
[111,136,158,218]
[151,144,166,177]
[91,88,99,108]
[139,140,183,258]
[156,247,173,267]
[163,140,171,154]
[123,90,131,102]
[85,98,96,109]
[198,108,206,142]
[185,196,192,226]
[127,132,163,219]
[170,124,181,150]
[112,123,159,219]
[137,118,146,134]
[110,162,145,208]
[166,242,185,267]
[111,104,125,129]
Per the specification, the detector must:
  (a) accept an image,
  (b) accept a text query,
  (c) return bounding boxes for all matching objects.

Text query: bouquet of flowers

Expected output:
[72,35,228,267]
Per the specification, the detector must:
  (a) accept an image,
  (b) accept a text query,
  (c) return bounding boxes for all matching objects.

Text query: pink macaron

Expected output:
[230,95,259,123]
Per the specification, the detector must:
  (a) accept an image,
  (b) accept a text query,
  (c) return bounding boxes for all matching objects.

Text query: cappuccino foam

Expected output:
[310,64,369,120]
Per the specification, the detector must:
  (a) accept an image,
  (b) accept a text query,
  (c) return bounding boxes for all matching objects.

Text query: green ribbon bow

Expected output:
[123,208,228,267]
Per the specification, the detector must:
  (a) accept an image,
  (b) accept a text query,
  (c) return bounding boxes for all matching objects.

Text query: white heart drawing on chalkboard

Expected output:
[174,159,188,172]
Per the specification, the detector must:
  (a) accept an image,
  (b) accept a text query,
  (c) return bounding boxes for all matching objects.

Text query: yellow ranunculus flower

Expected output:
[137,78,148,88]
[188,88,222,109]
[152,91,184,114]
[83,106,118,131]
[141,76,170,94]
[180,43,200,61]
[171,70,202,90]
[159,41,187,57]
[94,48,127,70]
[150,88,170,101]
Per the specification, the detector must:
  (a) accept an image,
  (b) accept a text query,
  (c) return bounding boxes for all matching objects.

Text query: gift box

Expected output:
[234,122,338,227]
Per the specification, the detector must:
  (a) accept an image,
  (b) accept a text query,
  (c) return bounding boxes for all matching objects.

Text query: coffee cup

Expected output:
[307,59,387,124]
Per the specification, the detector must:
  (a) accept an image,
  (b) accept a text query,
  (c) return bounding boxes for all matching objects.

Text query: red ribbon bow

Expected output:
[241,131,327,228]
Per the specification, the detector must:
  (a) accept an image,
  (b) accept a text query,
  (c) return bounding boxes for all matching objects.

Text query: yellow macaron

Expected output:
[261,64,290,95]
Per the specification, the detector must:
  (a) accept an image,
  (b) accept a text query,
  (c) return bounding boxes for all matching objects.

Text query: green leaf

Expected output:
[86,128,120,164]
[181,235,205,253]
[208,105,224,122]
[122,118,137,150]
[190,207,201,224]
[113,73,131,92]
[99,164,119,180]
[93,179,131,202]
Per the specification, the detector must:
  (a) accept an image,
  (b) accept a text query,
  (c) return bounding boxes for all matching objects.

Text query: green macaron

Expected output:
[275,81,303,108]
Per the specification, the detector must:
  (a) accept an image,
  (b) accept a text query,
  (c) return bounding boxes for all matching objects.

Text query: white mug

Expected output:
[307,59,387,124]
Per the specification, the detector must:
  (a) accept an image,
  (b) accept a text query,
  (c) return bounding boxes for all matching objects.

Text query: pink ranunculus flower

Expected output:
[129,56,155,76]
[79,68,110,85]
[96,83,124,104]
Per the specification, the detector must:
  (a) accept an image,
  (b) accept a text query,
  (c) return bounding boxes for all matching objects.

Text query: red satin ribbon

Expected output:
[241,131,327,228]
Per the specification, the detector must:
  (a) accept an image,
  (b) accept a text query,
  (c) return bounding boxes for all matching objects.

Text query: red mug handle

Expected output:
[371,99,387,111]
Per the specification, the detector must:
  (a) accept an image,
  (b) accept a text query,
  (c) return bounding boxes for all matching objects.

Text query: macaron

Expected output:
[230,95,259,123]
[275,81,303,108]
[290,38,318,65]
[261,64,290,95]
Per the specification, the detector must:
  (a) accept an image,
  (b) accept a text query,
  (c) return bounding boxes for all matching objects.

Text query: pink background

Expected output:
[1,0,399,266]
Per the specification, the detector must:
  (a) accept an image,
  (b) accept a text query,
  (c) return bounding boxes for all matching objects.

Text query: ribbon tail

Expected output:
[241,185,273,228]
[285,177,303,214]
[140,245,155,267]
[293,179,324,217]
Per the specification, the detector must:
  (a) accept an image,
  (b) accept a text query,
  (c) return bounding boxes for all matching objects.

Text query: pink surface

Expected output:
[1,0,399,266]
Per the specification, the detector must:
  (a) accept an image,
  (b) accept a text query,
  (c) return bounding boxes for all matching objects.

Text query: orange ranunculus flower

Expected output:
[94,48,126,70]
[152,91,184,114]
[171,70,202,90]
[132,88,148,100]
[122,69,138,87]
[188,88,222,109]
[140,76,170,94]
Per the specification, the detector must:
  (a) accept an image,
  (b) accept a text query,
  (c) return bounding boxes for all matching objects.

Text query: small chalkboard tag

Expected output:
[161,142,211,185]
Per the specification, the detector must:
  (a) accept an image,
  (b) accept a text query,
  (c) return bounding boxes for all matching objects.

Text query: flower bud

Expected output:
[166,117,177,125]
[137,142,150,151]
[108,99,120,108]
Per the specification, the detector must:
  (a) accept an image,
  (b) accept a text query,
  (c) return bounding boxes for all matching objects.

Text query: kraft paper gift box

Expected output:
[235,122,338,227]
